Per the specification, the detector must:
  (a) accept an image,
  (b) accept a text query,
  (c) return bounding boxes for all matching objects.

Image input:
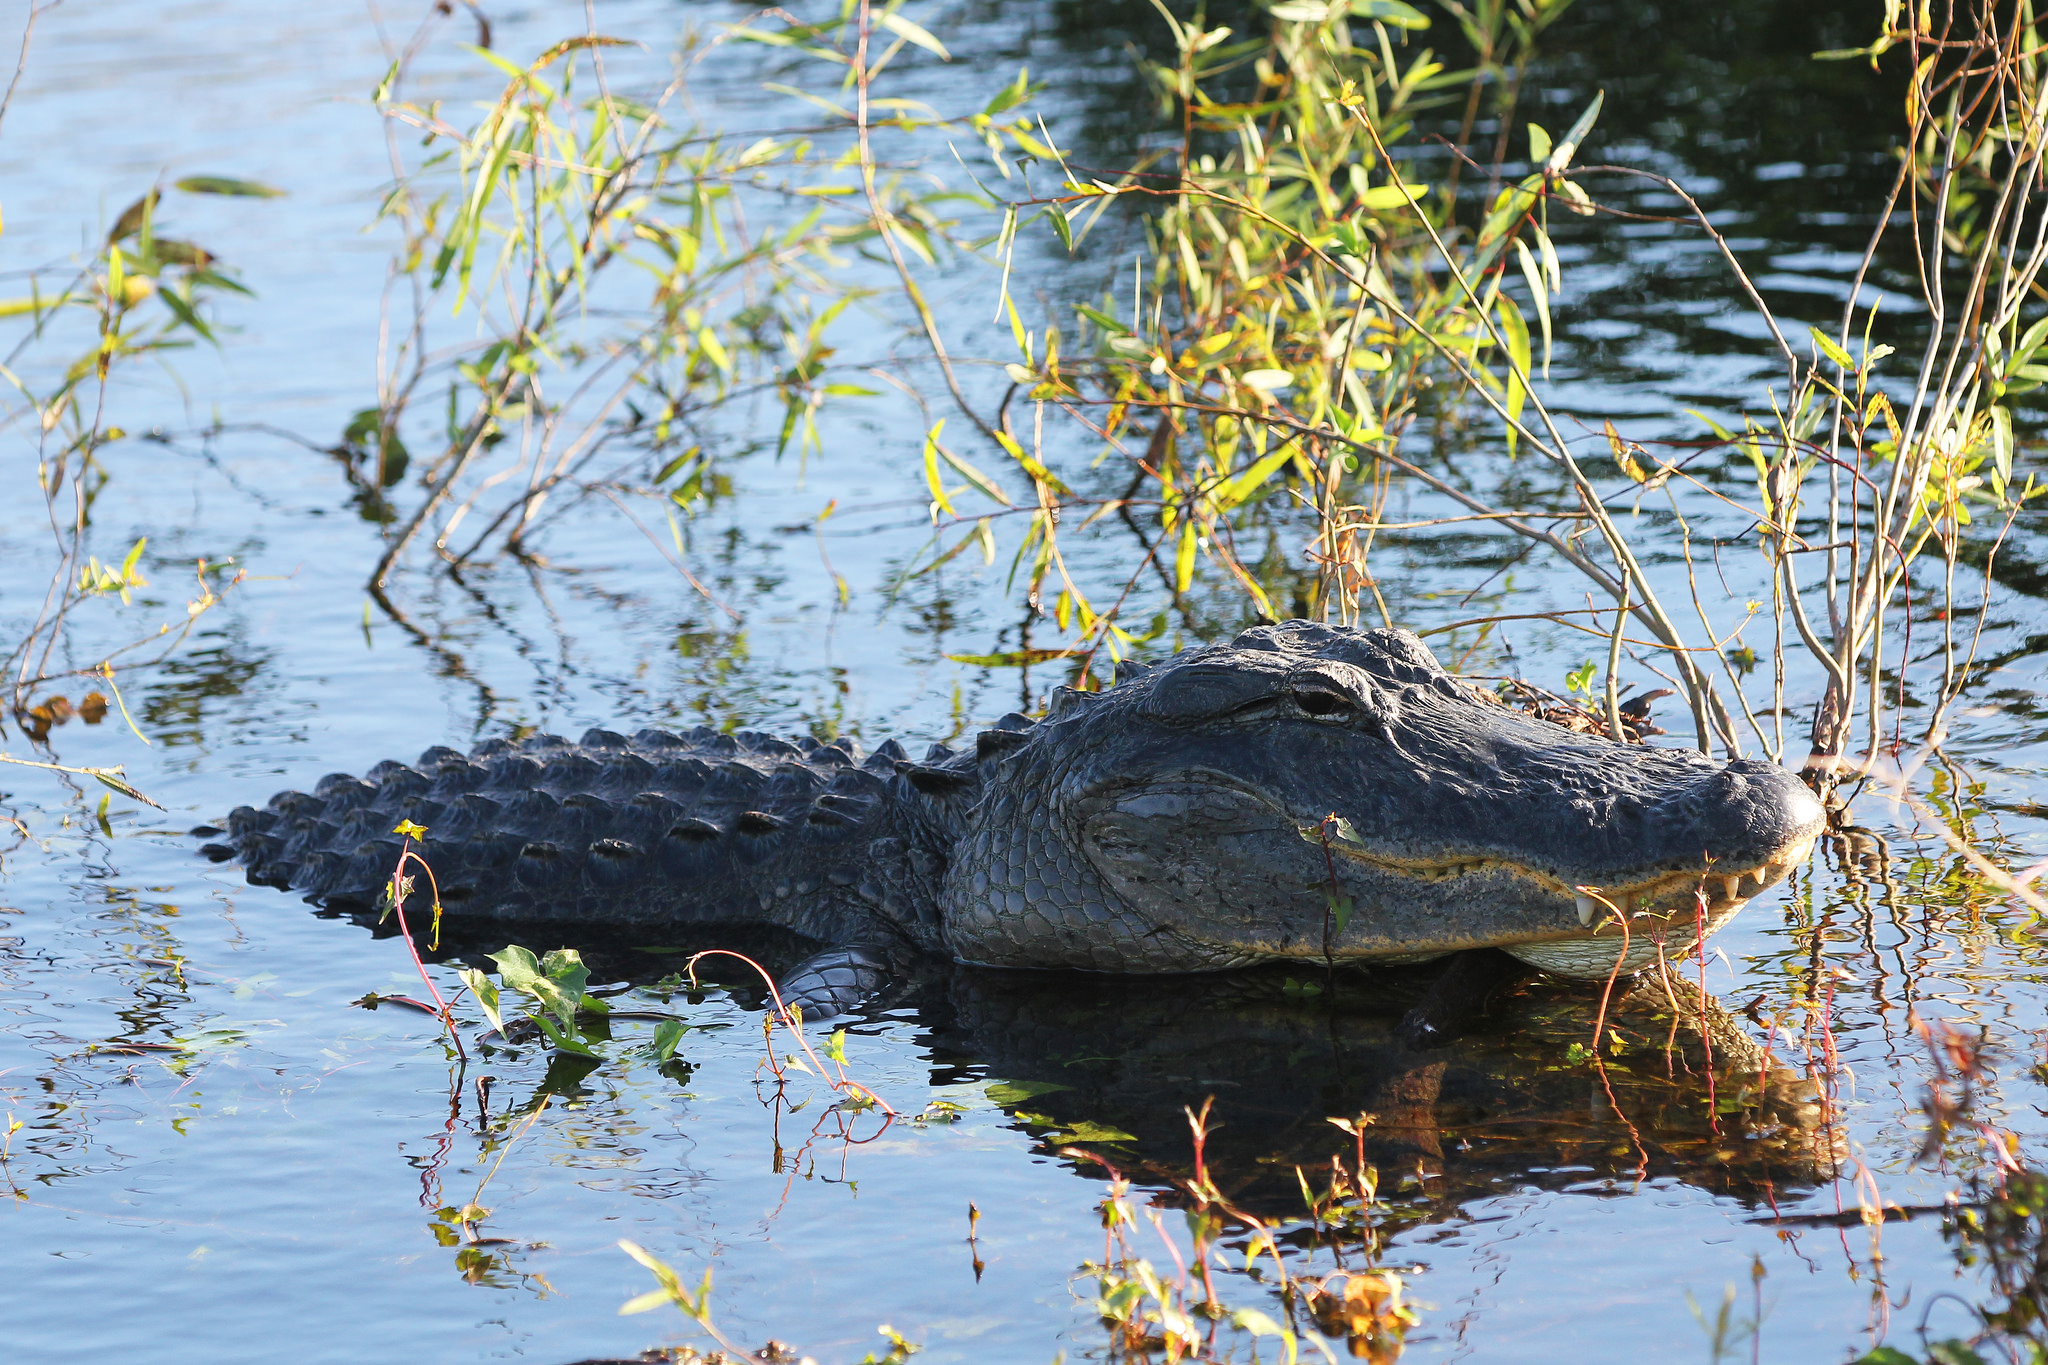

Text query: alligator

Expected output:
[201,621,1824,1032]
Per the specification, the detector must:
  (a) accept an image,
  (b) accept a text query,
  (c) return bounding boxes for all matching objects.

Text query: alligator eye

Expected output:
[1290,685,1354,719]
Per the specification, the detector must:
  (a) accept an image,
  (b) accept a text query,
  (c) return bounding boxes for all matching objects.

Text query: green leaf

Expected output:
[1546,91,1604,173]
[1360,182,1427,211]
[1685,408,1736,441]
[650,1018,687,1062]
[1231,1308,1292,1339]
[1513,238,1551,377]
[458,968,504,1034]
[1527,123,1552,164]
[1215,445,1299,509]
[878,11,950,59]
[533,1014,599,1057]
[654,447,702,484]
[1046,202,1076,253]
[1809,325,1856,371]
[88,767,163,809]
[175,176,285,198]
[1051,1120,1138,1145]
[983,68,1034,117]
[2015,316,2048,366]
[923,421,957,516]
[488,944,587,1030]
[155,285,216,344]
[1328,893,1355,936]
[943,647,1076,667]
[1347,0,1430,28]
[1174,518,1198,593]
[618,1289,674,1316]
[986,1080,1073,1105]
[1498,293,1531,457]
[1924,1343,1989,1365]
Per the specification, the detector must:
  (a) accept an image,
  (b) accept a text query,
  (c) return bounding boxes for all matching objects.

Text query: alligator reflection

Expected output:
[424,919,1837,1223]
[925,964,1838,1217]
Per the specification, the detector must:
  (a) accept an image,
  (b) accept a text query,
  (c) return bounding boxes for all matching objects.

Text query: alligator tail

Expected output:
[198,727,911,928]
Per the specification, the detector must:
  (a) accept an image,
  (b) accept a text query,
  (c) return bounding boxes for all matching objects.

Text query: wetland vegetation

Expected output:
[6,0,2048,1361]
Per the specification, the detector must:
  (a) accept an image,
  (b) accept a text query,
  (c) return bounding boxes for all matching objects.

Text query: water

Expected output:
[1,0,2045,1361]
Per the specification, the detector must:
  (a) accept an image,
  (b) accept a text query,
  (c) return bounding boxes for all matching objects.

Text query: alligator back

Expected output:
[208,726,928,940]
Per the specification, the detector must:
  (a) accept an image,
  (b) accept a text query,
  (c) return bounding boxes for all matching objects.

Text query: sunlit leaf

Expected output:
[1545,91,1604,173]
[1809,325,1856,371]
[878,11,950,60]
[1348,0,1430,30]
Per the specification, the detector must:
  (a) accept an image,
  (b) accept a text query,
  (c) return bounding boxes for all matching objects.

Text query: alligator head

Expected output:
[941,621,1825,979]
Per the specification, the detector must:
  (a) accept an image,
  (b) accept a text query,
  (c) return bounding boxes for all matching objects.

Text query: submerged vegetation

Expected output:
[10,0,2048,1362]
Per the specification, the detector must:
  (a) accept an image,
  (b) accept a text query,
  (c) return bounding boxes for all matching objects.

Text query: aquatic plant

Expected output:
[0,20,266,800]
[983,0,2048,810]
[350,0,1051,622]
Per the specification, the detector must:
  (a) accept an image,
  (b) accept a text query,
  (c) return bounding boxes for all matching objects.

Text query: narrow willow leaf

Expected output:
[936,438,1013,506]
[1347,0,1430,27]
[90,768,163,809]
[1216,445,1298,508]
[2016,316,2048,365]
[922,420,957,517]
[1497,293,1531,457]
[1809,325,1855,371]
[1546,91,1604,173]
[1536,224,1562,295]
[1056,203,1083,253]
[878,11,950,59]
[1174,519,1198,593]
[174,176,285,198]
[943,647,1077,667]
[1513,238,1552,377]
[1360,182,1428,211]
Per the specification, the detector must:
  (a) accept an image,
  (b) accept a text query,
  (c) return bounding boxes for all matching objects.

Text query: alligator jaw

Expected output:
[1318,824,1821,978]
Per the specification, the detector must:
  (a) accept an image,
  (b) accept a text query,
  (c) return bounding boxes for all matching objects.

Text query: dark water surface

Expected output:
[2,2,2046,1362]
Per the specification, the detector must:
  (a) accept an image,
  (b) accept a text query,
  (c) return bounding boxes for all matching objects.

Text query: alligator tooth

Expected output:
[1616,892,1635,917]
[1720,875,1741,902]
[1575,893,1598,927]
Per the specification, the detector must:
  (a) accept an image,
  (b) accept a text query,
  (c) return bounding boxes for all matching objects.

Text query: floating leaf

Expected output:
[1052,1120,1138,1145]
[987,1080,1073,1104]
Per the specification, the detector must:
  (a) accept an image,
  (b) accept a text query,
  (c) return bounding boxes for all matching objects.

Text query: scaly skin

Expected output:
[204,621,1824,983]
